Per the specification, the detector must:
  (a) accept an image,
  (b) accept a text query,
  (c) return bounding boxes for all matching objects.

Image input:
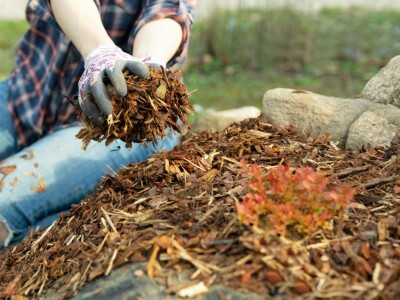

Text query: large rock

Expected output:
[367,104,400,128]
[262,88,400,149]
[262,88,376,146]
[346,110,399,149]
[43,262,263,300]
[192,106,261,133]
[362,55,400,105]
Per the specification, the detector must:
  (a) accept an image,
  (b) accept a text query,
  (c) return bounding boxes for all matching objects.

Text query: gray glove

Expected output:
[78,45,150,125]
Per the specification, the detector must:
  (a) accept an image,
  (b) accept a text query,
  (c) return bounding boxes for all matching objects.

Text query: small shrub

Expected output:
[236,161,355,236]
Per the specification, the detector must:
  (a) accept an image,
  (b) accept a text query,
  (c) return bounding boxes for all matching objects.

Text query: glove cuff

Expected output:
[84,45,120,66]
[142,55,166,68]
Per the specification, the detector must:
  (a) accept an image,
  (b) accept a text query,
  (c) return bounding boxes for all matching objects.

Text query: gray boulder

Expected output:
[262,88,400,149]
[362,55,400,106]
[262,88,376,146]
[346,110,399,149]
[367,104,400,128]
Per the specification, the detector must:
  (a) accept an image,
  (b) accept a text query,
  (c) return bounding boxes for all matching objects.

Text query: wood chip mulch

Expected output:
[1,117,400,299]
[76,68,193,149]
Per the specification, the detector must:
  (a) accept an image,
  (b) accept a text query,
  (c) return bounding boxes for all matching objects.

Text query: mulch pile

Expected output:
[1,117,400,299]
[76,68,193,149]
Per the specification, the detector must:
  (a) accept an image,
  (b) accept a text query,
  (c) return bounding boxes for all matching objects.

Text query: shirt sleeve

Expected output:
[130,0,197,68]
[25,0,58,28]
[25,0,100,29]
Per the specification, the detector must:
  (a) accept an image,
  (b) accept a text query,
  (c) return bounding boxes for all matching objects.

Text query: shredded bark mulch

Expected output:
[76,68,193,149]
[1,117,400,299]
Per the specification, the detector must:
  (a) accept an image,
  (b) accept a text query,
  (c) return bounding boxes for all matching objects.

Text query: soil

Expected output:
[0,117,399,299]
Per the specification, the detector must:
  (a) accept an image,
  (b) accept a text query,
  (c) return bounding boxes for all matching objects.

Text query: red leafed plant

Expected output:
[236,161,355,236]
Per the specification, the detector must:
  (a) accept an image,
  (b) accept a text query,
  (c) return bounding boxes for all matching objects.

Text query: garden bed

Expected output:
[1,117,399,299]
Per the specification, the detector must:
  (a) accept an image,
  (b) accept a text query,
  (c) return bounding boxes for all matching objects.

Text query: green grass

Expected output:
[0,20,29,79]
[185,69,368,110]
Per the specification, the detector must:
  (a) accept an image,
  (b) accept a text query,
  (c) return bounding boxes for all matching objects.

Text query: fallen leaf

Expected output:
[10,177,19,187]
[32,175,47,192]
[29,149,34,160]
[0,165,16,175]
[155,80,167,99]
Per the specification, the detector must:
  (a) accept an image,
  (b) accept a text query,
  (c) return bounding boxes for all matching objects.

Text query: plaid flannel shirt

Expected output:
[8,0,196,147]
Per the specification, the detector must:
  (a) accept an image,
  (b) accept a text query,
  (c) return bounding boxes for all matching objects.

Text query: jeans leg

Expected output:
[0,126,179,247]
[0,79,19,160]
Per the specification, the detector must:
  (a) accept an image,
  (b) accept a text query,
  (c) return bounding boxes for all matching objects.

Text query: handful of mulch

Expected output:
[76,68,194,149]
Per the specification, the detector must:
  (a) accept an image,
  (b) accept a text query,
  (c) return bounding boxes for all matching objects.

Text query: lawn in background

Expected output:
[0,20,28,79]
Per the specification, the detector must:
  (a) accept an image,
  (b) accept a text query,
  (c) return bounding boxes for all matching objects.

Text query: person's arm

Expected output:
[133,18,183,65]
[130,0,196,68]
[50,0,114,59]
[50,0,150,124]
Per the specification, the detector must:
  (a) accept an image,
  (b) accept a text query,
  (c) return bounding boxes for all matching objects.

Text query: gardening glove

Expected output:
[142,55,167,71]
[78,45,150,125]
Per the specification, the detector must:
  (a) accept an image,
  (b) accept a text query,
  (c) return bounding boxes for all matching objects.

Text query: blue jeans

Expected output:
[0,79,179,247]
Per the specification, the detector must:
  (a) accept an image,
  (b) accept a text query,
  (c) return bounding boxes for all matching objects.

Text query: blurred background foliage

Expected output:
[1,7,400,111]
[185,7,400,110]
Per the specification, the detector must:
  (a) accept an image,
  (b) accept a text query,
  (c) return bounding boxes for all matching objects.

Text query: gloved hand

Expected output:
[78,45,150,125]
[142,55,166,71]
